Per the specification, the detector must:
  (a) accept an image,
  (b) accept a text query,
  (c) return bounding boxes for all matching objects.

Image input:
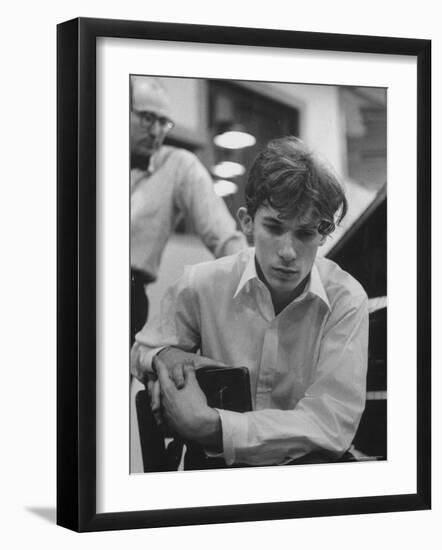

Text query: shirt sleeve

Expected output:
[130,266,201,382]
[175,151,247,257]
[217,294,369,466]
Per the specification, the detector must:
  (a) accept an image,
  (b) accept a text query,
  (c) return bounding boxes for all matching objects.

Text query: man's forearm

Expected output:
[131,344,199,383]
[172,404,223,454]
[155,349,224,452]
[156,346,226,372]
[194,407,223,453]
[156,346,196,366]
[155,358,223,452]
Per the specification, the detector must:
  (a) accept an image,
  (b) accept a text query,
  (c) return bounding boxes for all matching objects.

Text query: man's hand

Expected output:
[155,356,222,451]
[154,347,225,389]
[147,378,164,430]
[148,347,225,430]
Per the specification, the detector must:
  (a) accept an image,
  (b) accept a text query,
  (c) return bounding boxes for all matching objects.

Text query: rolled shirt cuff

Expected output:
[215,408,249,466]
[130,342,168,380]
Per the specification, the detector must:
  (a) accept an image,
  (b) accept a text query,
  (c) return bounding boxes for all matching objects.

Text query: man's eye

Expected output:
[141,112,154,123]
[265,224,283,234]
[297,230,315,239]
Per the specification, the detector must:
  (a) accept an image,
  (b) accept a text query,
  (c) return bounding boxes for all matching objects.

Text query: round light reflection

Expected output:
[212,161,245,179]
[214,130,256,149]
[213,180,238,198]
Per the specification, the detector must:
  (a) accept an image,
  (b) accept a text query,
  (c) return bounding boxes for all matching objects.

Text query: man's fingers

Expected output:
[154,355,174,389]
[151,380,161,413]
[183,363,195,382]
[149,380,163,428]
[183,362,196,384]
[147,380,154,400]
[151,354,162,377]
[172,365,185,389]
[153,406,164,428]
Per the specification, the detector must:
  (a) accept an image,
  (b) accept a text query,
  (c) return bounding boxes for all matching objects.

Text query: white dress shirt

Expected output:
[132,248,369,466]
[131,145,247,279]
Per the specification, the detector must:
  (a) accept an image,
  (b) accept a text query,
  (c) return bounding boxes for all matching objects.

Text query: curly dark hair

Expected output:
[245,136,347,236]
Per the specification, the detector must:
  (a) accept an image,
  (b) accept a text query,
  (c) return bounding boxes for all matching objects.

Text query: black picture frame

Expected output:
[57,17,431,532]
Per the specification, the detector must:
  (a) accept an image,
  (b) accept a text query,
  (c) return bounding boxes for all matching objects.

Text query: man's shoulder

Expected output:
[315,256,367,307]
[156,145,199,169]
[185,249,250,288]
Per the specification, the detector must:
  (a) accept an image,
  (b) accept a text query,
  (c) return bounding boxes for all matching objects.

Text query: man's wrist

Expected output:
[155,346,189,367]
[153,346,177,373]
[196,407,223,453]
[155,346,173,360]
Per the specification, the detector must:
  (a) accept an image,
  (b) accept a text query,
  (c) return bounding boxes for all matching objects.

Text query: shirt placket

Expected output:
[255,284,279,410]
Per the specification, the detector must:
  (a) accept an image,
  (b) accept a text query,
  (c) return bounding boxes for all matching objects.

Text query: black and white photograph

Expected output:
[54,15,431,533]
[1,0,438,545]
[129,75,387,474]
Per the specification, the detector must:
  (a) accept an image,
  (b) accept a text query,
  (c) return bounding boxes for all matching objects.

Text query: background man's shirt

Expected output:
[131,146,247,279]
[132,248,369,466]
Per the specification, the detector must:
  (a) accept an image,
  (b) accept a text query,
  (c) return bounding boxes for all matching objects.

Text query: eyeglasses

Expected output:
[132,109,175,133]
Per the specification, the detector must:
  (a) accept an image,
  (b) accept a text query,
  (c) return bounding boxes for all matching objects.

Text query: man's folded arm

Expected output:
[176,152,248,258]
[130,265,202,382]
[215,295,369,466]
[130,266,226,384]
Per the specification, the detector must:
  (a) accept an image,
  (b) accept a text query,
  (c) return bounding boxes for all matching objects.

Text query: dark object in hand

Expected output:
[185,366,252,470]
[195,365,252,412]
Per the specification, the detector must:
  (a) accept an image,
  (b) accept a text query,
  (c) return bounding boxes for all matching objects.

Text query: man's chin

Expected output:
[270,271,300,286]
[141,146,157,156]
[138,141,161,156]
[270,273,307,297]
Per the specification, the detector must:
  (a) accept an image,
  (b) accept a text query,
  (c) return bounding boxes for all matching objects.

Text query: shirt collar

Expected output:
[146,153,156,175]
[130,154,155,185]
[308,263,331,310]
[233,249,331,310]
[233,249,258,298]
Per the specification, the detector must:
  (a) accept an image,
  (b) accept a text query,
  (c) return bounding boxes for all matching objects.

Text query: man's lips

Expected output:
[272,266,298,277]
[139,135,162,148]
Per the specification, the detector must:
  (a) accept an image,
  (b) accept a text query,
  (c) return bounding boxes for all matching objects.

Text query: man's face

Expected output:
[130,79,173,159]
[239,204,326,307]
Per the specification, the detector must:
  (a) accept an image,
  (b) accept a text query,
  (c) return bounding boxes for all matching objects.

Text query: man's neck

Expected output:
[255,257,310,315]
[272,275,309,315]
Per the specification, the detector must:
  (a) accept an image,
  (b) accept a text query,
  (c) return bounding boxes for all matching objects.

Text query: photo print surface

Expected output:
[129,76,387,475]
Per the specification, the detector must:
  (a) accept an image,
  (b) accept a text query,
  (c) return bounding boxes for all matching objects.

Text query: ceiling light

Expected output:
[212,161,245,179]
[214,129,256,149]
[213,180,238,197]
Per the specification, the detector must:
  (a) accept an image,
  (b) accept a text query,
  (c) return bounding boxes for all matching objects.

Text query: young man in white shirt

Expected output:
[131,136,369,467]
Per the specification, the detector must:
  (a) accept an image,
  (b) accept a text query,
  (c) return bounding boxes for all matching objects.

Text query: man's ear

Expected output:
[237,207,254,237]
[318,234,327,247]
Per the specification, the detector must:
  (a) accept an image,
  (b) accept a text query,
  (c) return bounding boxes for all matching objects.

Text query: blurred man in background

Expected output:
[130,76,247,342]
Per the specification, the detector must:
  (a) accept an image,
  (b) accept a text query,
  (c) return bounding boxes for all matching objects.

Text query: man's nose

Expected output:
[278,235,297,263]
[148,119,162,137]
